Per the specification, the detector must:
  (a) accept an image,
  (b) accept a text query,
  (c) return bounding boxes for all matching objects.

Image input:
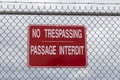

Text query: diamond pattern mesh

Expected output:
[0,2,120,80]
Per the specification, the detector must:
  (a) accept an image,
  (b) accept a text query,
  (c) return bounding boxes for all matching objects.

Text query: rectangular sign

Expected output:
[28,25,87,67]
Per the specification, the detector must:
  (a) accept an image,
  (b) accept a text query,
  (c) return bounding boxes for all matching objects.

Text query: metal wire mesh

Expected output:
[0,2,120,80]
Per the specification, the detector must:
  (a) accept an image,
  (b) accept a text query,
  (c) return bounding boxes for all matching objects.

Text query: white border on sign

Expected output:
[27,24,87,68]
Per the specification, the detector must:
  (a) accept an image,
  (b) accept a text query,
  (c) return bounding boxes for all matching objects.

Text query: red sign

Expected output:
[28,25,87,67]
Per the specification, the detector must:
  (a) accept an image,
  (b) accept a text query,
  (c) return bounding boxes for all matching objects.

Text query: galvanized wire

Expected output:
[0,2,120,80]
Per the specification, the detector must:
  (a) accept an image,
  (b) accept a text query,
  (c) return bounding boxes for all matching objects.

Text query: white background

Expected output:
[0,0,120,3]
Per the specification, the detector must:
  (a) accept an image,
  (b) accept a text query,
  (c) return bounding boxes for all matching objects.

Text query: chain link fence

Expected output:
[0,2,120,80]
